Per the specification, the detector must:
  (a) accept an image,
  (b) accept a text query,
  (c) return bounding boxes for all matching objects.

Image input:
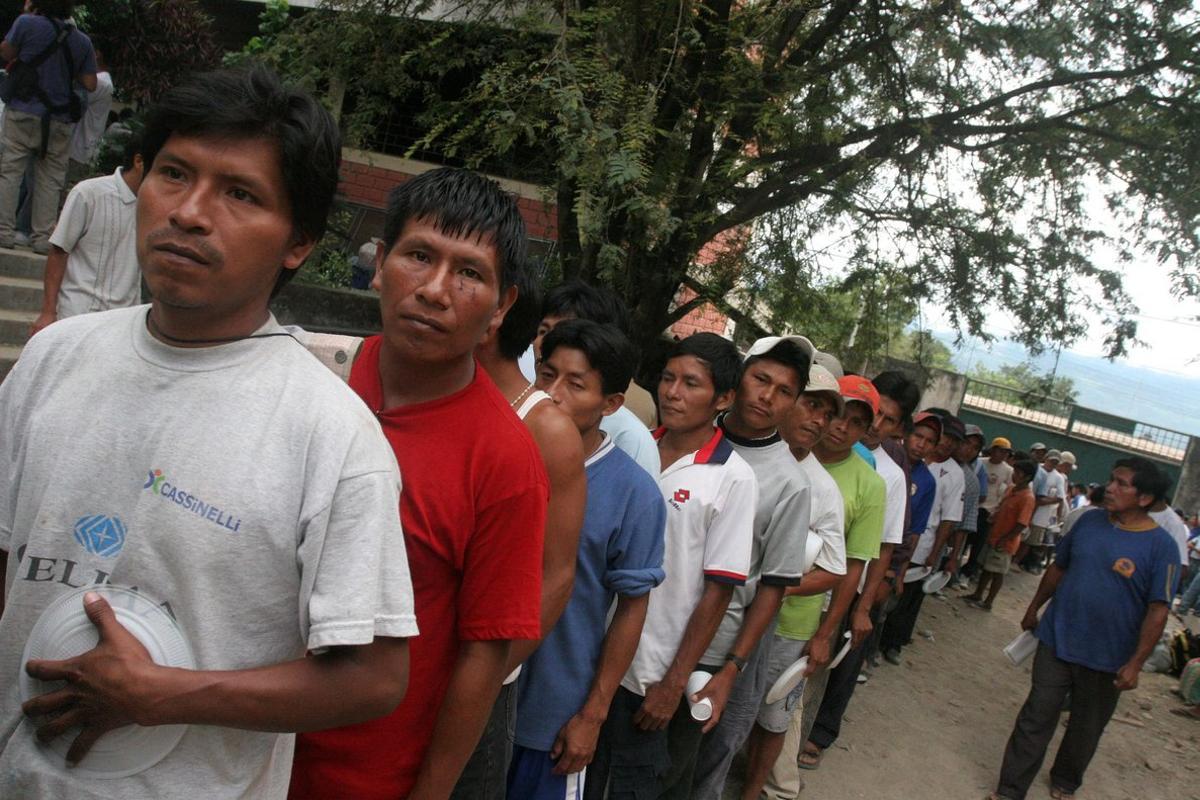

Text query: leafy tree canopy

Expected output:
[969,360,1078,413]
[264,0,1200,360]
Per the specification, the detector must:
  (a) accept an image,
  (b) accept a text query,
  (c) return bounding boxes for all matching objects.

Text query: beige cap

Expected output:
[1059,451,1077,466]
[745,335,817,363]
[813,351,844,379]
[803,364,845,415]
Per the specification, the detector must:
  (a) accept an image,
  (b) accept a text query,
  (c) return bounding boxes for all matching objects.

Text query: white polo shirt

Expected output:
[621,427,756,695]
[48,168,140,319]
[870,443,907,547]
[909,457,964,568]
[1032,468,1067,528]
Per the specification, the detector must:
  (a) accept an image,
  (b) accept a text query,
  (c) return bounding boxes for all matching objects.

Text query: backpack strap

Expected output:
[299,332,364,384]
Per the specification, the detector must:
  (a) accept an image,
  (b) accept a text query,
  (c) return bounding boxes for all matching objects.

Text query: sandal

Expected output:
[797,742,823,770]
[1169,706,1200,720]
[1049,787,1074,799]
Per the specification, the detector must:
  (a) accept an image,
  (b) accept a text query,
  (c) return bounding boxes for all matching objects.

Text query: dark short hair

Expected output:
[496,267,543,360]
[744,340,810,393]
[1012,459,1038,481]
[668,333,742,395]
[141,64,341,293]
[1113,457,1171,505]
[120,125,143,171]
[541,319,635,395]
[381,167,527,292]
[1010,449,1030,462]
[872,370,922,419]
[35,1,74,19]
[541,280,631,335]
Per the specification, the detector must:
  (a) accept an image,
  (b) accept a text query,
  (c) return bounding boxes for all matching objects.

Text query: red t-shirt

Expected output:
[289,336,548,799]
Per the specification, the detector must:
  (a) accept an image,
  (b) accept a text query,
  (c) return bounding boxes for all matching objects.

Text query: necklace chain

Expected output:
[145,309,294,346]
[510,382,535,410]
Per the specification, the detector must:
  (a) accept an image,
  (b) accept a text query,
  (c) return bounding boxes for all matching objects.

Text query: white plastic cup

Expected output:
[687,670,713,721]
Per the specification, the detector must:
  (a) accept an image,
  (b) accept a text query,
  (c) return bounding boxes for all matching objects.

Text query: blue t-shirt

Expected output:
[515,439,666,751]
[852,441,876,469]
[1037,508,1180,673]
[908,461,936,537]
[4,15,96,121]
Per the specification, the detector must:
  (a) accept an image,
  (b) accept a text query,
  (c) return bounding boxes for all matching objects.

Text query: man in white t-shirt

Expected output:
[0,66,416,800]
[30,129,144,335]
[66,45,115,182]
[590,333,756,800]
[911,411,966,573]
[1149,499,1190,567]
[1026,450,1067,573]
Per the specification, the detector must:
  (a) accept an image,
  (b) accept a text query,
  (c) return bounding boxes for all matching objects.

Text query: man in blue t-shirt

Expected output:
[509,319,666,800]
[0,2,98,253]
[991,457,1180,800]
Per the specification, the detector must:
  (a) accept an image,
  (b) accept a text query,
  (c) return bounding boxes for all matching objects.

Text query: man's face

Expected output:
[373,217,515,368]
[1031,448,1047,463]
[1056,462,1073,476]
[729,358,802,435]
[933,434,960,462]
[817,401,872,460]
[906,423,938,463]
[1104,467,1152,514]
[956,437,982,463]
[536,345,618,435]
[138,134,313,318]
[1043,458,1060,474]
[865,394,903,447]
[533,313,570,360]
[782,393,838,453]
[658,355,731,434]
[989,446,1009,463]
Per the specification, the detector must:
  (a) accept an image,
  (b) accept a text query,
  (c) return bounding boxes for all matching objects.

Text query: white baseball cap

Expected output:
[744,335,817,363]
[813,351,844,379]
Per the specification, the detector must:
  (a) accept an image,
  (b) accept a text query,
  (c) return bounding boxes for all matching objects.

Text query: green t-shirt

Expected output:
[777,451,886,640]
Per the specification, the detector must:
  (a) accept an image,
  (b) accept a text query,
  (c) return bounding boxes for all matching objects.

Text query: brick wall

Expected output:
[338,150,557,241]
[669,286,730,339]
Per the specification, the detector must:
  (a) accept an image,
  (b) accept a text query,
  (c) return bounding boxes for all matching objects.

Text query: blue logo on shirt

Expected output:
[73,515,127,558]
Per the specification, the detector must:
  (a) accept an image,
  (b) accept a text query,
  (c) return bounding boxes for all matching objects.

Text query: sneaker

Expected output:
[856,672,868,684]
[883,648,902,666]
[13,232,31,249]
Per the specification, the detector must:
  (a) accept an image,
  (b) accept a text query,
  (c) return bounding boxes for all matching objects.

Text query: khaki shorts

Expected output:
[982,545,1012,574]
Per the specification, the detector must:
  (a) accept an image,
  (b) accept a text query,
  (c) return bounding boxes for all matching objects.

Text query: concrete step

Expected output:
[0,308,36,347]
[0,343,21,384]
[0,274,43,312]
[0,247,44,280]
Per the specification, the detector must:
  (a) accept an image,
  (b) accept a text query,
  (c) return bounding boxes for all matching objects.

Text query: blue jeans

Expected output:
[1181,568,1200,612]
[451,680,517,800]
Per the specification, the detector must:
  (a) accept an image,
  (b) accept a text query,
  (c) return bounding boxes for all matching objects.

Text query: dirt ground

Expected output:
[722,569,1200,800]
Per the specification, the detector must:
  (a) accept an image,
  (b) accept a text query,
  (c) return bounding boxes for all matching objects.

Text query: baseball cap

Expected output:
[813,351,844,379]
[1059,451,1077,466]
[839,375,880,416]
[938,413,966,440]
[990,436,1012,450]
[963,423,985,443]
[1044,449,1062,462]
[803,364,845,415]
[745,335,817,364]
[1030,442,1047,451]
[913,411,943,437]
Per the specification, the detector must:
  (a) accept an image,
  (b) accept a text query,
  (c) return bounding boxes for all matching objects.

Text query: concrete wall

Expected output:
[271,282,381,336]
[1175,439,1200,512]
[917,367,968,414]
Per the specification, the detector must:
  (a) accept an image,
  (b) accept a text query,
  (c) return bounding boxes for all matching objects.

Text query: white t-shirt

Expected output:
[0,307,417,799]
[1149,508,1190,565]
[981,459,1013,512]
[48,168,140,318]
[797,453,847,576]
[1032,468,1067,528]
[622,428,756,695]
[600,405,660,478]
[909,458,964,568]
[68,70,113,164]
[870,443,906,546]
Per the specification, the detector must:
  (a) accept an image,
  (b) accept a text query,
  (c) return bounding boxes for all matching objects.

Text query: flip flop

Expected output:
[797,743,823,770]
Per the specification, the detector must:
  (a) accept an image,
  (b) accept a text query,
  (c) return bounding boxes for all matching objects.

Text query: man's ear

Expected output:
[713,388,736,414]
[282,231,317,273]
[601,391,626,418]
[370,242,387,293]
[485,284,519,340]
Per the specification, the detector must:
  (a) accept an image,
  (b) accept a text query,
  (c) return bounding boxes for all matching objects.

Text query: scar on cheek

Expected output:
[456,277,476,296]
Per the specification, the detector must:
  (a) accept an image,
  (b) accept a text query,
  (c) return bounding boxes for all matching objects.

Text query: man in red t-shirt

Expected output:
[289,168,549,800]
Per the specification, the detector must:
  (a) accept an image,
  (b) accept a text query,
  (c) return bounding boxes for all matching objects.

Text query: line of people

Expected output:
[0,65,1186,800]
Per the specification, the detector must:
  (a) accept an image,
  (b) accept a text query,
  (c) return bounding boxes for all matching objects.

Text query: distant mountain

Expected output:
[928,331,1200,438]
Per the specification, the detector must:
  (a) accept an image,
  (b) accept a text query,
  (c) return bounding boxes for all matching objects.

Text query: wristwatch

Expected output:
[725,653,748,673]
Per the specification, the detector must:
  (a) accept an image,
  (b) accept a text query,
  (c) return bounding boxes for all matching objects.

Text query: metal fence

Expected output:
[961,377,1190,463]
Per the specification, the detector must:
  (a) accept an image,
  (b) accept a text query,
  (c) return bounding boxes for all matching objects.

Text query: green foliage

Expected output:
[297,206,356,289]
[969,362,1078,413]
[79,0,221,107]
[890,331,955,373]
[225,0,292,67]
[264,0,1200,360]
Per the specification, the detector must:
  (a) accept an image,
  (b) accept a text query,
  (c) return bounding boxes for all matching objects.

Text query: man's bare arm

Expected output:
[860,544,893,610]
[77,71,97,92]
[552,593,649,775]
[924,519,957,568]
[23,593,408,763]
[0,41,15,63]
[507,406,586,672]
[806,558,866,674]
[409,639,511,800]
[784,567,841,597]
[1115,602,1169,691]
[31,246,68,336]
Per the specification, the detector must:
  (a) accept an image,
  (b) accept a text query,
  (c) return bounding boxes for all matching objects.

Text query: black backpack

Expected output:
[1168,628,1200,677]
[0,17,83,123]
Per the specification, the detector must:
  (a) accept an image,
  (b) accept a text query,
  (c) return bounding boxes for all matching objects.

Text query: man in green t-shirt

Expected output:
[762,375,886,799]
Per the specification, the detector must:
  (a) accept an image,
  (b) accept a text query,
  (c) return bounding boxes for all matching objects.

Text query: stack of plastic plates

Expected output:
[800,535,824,573]
[905,565,932,583]
[19,585,196,778]
[828,631,854,670]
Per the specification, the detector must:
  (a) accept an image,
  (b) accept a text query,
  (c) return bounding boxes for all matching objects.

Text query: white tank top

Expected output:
[515,389,551,420]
